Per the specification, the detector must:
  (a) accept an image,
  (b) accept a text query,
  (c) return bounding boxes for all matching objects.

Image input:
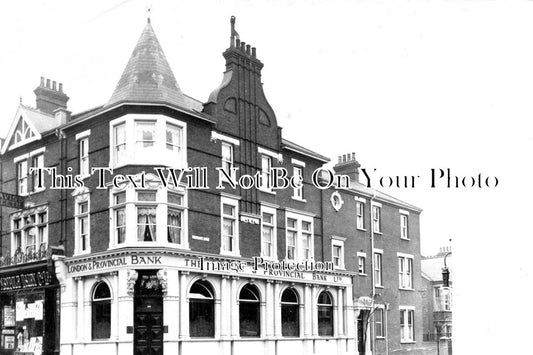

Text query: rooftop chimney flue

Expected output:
[34,77,69,115]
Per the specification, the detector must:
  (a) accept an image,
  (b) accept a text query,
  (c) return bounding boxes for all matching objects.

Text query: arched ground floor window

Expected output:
[239,284,260,337]
[189,280,215,337]
[317,291,334,336]
[281,288,299,337]
[92,281,111,340]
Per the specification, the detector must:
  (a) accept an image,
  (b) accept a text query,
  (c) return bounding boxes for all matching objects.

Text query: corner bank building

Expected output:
[0,17,424,355]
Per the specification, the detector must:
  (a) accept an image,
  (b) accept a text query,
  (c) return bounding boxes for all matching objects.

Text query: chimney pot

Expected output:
[252,47,256,57]
[52,81,57,91]
[240,42,246,52]
[338,156,341,163]
[352,152,356,160]
[59,83,63,93]
[246,44,251,55]
[236,39,241,47]
[40,77,44,86]
[46,79,51,88]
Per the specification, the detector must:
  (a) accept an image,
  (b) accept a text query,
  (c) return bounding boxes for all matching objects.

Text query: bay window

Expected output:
[110,114,186,168]
[109,181,188,248]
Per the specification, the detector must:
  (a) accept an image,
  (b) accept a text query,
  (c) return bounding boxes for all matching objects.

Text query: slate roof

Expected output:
[282,138,330,163]
[107,20,189,109]
[19,104,62,134]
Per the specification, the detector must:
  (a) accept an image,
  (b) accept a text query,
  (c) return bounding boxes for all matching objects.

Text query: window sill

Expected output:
[401,237,410,241]
[109,243,190,250]
[220,250,241,257]
[259,188,276,195]
[374,231,383,235]
[399,287,415,291]
[333,266,345,271]
[79,174,91,181]
[401,341,416,344]
[291,197,307,203]
[357,227,366,232]
[375,285,384,289]
[358,273,367,276]
[376,336,386,340]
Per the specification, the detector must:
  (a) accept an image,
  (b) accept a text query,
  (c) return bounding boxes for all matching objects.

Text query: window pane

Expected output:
[281,304,299,336]
[189,300,214,337]
[137,207,156,241]
[116,207,126,244]
[166,123,182,151]
[167,208,182,244]
[136,121,156,147]
[138,191,157,201]
[168,192,183,205]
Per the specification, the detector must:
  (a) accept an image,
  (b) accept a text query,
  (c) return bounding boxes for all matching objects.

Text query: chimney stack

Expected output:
[34,76,69,115]
[333,151,361,183]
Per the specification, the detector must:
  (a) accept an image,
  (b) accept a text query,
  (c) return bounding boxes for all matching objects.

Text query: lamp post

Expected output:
[438,248,452,355]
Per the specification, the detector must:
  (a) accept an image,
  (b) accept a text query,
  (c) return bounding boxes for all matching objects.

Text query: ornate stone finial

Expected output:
[231,16,239,40]
[127,270,139,296]
[146,4,152,23]
[156,269,168,295]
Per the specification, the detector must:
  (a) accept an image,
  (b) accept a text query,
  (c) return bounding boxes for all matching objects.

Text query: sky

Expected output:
[1,1,532,353]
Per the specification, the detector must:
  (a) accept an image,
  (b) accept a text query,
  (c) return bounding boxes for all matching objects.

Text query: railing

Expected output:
[0,244,50,268]
[423,332,452,342]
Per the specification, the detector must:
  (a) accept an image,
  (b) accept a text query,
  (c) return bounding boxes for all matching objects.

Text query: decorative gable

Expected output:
[10,116,36,146]
[1,106,44,154]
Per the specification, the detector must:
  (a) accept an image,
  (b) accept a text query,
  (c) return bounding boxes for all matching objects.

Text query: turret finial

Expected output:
[230,15,240,47]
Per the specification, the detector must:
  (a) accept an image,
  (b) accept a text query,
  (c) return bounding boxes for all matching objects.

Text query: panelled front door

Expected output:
[134,270,164,355]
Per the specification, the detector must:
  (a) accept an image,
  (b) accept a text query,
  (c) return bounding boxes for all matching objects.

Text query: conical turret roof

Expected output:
[107,20,187,108]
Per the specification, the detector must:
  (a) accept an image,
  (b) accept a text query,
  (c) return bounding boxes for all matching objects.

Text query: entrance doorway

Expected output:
[134,270,164,355]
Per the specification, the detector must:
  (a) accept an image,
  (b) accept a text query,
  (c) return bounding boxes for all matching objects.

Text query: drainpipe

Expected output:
[369,189,376,355]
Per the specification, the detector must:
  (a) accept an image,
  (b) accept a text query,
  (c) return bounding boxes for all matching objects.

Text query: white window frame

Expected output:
[355,197,366,230]
[331,236,346,270]
[372,202,382,234]
[398,253,414,290]
[260,154,273,193]
[74,193,91,254]
[285,211,314,262]
[374,305,385,339]
[221,141,235,182]
[78,137,90,177]
[374,249,383,287]
[16,157,28,196]
[400,210,409,240]
[357,251,367,275]
[10,206,48,256]
[30,153,44,193]
[292,160,305,201]
[261,205,277,260]
[109,114,187,169]
[399,306,415,343]
[220,196,240,256]
[108,177,189,249]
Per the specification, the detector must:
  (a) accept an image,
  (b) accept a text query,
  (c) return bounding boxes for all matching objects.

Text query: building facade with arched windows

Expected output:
[0,14,422,355]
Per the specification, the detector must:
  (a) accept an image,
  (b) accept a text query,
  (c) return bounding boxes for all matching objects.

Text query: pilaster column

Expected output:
[345,286,355,336]
[230,276,239,337]
[311,285,318,336]
[220,275,230,338]
[265,279,274,337]
[75,277,84,341]
[179,271,189,339]
[304,284,312,336]
[337,287,344,336]
[274,281,282,337]
[110,272,119,340]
